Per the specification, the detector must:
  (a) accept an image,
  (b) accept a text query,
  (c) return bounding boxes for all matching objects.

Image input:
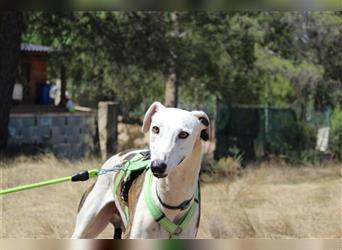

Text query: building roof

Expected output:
[21,43,52,53]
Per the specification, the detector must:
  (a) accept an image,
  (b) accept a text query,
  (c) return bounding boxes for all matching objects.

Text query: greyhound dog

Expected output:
[72,102,210,239]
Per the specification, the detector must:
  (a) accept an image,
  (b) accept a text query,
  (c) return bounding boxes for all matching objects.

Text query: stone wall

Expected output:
[8,111,96,159]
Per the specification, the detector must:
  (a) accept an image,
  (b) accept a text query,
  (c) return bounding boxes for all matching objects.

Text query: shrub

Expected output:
[269,119,317,163]
[330,108,342,160]
[296,121,317,151]
[201,156,242,182]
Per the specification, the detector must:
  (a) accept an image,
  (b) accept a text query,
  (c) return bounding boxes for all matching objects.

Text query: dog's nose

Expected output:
[150,160,167,176]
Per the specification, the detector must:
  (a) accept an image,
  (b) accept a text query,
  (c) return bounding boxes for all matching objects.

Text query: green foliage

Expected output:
[296,121,317,151]
[72,65,165,123]
[330,108,342,159]
[18,11,342,164]
[269,119,318,164]
[260,75,294,106]
[195,13,263,104]
[258,12,341,109]
[22,11,342,124]
[255,44,325,106]
[23,12,172,120]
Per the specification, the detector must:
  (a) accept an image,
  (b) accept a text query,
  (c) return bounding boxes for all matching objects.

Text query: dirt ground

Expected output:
[0,154,341,238]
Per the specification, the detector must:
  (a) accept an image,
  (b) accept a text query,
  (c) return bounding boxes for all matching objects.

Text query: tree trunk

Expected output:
[164,71,178,107]
[0,12,24,151]
[59,64,67,107]
[164,12,179,108]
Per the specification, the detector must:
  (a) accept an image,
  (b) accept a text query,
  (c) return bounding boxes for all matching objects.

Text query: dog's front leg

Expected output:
[72,174,115,239]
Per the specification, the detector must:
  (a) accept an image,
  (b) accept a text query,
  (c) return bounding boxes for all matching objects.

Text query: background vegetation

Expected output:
[23,12,341,113]
[19,12,341,162]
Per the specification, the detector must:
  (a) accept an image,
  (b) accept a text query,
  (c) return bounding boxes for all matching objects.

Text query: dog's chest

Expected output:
[129,192,168,238]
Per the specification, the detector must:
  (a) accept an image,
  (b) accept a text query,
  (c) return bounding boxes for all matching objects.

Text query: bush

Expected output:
[269,120,317,163]
[201,156,242,182]
[330,108,342,160]
[296,121,317,151]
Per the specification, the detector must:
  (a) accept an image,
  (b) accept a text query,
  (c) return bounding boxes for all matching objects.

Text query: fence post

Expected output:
[98,102,118,160]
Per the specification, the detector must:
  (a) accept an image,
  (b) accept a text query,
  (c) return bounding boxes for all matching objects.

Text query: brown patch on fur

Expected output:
[196,183,201,233]
[123,154,136,162]
[124,170,146,238]
[119,151,140,164]
[109,207,123,229]
[196,201,201,228]
[113,168,146,238]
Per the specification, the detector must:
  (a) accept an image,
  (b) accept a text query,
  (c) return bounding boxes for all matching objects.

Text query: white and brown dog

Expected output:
[72,102,210,239]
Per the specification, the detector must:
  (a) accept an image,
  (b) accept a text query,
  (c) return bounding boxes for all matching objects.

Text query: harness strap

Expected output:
[112,152,151,224]
[143,169,199,239]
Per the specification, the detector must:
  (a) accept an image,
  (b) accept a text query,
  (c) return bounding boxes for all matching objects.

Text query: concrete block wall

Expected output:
[8,112,96,159]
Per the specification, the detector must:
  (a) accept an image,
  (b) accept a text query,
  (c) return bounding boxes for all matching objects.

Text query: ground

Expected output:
[0,154,341,238]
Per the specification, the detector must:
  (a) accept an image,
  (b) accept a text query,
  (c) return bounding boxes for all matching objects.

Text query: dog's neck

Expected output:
[151,138,202,220]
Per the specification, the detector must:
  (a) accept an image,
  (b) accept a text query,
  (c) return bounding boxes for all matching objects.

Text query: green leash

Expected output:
[0,168,114,196]
[0,153,149,197]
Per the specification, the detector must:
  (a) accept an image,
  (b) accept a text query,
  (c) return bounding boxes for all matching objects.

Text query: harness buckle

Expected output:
[173,226,183,235]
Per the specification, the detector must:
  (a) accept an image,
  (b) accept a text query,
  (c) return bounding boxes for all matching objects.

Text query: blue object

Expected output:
[38,83,52,104]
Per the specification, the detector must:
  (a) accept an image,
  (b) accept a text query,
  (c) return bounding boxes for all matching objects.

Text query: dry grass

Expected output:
[199,161,342,238]
[0,154,112,239]
[0,154,341,239]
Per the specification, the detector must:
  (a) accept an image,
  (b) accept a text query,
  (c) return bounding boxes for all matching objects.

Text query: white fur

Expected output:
[72,102,209,239]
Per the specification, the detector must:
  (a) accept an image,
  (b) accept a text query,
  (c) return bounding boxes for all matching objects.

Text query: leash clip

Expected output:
[97,169,108,175]
[97,163,122,176]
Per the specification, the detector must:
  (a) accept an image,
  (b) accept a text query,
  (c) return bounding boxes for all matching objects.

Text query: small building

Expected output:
[17,43,50,104]
[8,43,97,159]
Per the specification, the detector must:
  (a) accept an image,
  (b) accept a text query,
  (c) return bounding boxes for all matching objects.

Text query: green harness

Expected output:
[112,152,200,239]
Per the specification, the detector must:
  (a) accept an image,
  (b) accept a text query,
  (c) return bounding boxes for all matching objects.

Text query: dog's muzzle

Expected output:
[150,160,167,178]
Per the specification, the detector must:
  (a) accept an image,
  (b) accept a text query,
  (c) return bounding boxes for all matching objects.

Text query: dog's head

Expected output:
[142,102,210,178]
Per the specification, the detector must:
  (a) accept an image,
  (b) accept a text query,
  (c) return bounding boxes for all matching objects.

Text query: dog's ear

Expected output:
[142,102,165,133]
[191,110,211,141]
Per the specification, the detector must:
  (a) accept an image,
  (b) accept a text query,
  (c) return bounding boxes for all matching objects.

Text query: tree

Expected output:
[180,12,263,104]
[23,12,342,121]
[24,12,175,115]
[0,12,24,150]
[258,12,342,110]
[164,12,180,107]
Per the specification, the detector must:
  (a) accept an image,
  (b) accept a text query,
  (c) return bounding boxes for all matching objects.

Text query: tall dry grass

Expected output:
[0,154,111,238]
[199,159,341,238]
[0,154,341,238]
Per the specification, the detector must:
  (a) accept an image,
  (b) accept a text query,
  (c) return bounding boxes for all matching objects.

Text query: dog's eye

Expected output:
[178,131,189,139]
[152,126,160,134]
